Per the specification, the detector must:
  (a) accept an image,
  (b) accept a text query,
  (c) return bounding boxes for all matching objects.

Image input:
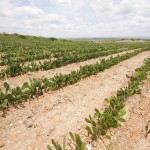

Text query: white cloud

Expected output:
[52,0,72,6]
[25,13,67,26]
[16,6,44,17]
[0,0,150,38]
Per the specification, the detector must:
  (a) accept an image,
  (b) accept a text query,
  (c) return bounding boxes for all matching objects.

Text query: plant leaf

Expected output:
[47,145,52,150]
[119,109,126,116]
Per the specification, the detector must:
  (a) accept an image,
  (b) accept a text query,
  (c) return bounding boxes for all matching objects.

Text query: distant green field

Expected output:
[0,33,150,79]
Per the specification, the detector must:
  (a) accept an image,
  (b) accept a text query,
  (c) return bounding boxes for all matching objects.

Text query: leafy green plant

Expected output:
[47,133,86,150]
[69,132,86,150]
[0,99,8,111]
[6,63,23,77]
[47,136,66,150]
[49,37,58,41]
[85,106,126,142]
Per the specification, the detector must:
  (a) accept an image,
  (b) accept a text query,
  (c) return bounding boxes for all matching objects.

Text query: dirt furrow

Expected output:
[0,49,138,88]
[0,51,149,150]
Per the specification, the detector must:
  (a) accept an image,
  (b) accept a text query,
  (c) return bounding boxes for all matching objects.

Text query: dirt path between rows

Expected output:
[106,77,150,150]
[0,49,139,88]
[0,51,149,150]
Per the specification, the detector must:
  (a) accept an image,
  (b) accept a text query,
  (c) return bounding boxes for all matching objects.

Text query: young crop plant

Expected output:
[85,96,126,142]
[69,132,86,150]
[0,82,11,116]
[47,133,86,150]
[6,63,23,77]
[47,138,66,150]
[0,77,51,111]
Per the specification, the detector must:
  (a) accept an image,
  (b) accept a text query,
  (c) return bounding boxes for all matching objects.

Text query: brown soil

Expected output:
[0,49,142,89]
[0,51,149,150]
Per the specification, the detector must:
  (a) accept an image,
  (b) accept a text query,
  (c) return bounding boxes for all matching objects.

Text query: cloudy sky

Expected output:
[0,0,150,38]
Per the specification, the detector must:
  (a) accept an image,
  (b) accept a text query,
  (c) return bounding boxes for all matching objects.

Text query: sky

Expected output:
[0,0,150,38]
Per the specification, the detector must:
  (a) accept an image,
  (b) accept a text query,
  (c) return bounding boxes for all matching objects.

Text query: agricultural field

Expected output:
[0,33,150,150]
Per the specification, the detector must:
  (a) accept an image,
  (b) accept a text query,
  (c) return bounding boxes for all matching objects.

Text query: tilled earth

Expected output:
[0,51,150,150]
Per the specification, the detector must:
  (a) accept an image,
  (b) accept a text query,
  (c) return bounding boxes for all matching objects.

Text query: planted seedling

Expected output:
[69,132,86,150]
[47,135,67,150]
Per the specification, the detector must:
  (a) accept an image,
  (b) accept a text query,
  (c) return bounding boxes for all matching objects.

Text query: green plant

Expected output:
[6,63,23,77]
[49,37,58,41]
[47,136,66,150]
[47,133,86,150]
[2,32,9,36]
[69,132,86,150]
[85,106,126,142]
[19,34,27,39]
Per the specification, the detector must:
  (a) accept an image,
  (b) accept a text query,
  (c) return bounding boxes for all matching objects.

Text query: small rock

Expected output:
[18,121,23,124]
[141,111,145,116]
[86,144,92,150]
[0,142,5,148]
[27,111,34,118]
[44,127,55,136]
[28,145,34,150]
[44,106,48,111]
[93,143,97,147]
[139,107,144,110]
[68,137,71,141]
[10,123,13,127]
[24,120,33,128]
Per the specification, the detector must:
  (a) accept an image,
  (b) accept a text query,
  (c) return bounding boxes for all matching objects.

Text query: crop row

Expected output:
[47,57,150,150]
[0,49,148,111]
[0,48,140,79]
[1,34,150,65]
[0,40,133,65]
